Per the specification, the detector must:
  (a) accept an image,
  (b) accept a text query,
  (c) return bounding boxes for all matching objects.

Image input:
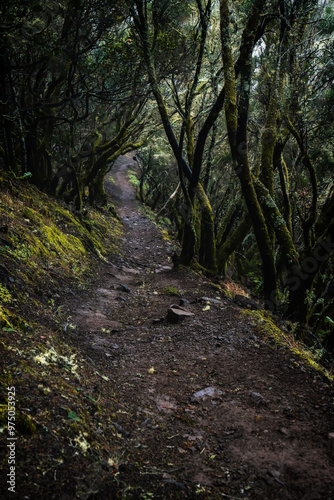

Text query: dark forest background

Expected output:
[1,0,334,353]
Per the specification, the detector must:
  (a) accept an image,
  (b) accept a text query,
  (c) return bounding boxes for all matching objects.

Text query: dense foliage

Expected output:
[0,0,150,209]
[1,0,334,350]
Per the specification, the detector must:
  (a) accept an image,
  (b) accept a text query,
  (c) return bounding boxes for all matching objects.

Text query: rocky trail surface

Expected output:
[68,154,334,499]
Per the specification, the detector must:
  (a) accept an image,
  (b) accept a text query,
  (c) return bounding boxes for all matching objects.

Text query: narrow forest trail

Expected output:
[69,154,334,500]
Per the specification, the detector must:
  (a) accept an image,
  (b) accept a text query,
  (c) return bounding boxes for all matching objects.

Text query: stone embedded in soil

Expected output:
[200,296,225,306]
[155,265,173,273]
[122,266,140,274]
[166,304,195,323]
[112,421,130,438]
[117,284,133,294]
[250,392,269,404]
[193,386,223,400]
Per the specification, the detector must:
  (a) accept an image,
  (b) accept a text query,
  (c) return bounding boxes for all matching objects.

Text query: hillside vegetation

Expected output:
[0,169,127,498]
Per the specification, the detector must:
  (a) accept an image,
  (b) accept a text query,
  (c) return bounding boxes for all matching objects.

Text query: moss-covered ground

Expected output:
[241,309,334,381]
[0,169,127,498]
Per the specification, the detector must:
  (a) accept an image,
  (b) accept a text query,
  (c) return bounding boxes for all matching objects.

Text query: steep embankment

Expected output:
[0,169,124,498]
[1,155,334,499]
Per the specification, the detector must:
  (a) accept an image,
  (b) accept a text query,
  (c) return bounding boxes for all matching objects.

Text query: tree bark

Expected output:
[130,1,217,270]
[197,183,217,271]
[220,0,277,307]
[217,214,251,275]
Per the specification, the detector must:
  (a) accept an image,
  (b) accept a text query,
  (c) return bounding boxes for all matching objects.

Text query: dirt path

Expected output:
[70,154,334,499]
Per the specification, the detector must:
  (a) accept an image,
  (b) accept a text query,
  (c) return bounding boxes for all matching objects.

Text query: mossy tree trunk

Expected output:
[274,129,292,233]
[217,213,251,275]
[203,123,217,193]
[252,177,299,265]
[286,116,318,250]
[220,0,277,307]
[287,221,334,326]
[55,104,147,211]
[130,0,218,271]
[197,183,217,271]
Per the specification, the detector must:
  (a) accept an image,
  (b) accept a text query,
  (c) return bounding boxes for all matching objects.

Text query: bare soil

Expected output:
[67,153,334,499]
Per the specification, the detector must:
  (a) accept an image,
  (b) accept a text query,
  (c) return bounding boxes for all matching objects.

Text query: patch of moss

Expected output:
[190,259,216,277]
[0,284,12,305]
[242,309,333,380]
[0,307,13,328]
[21,206,44,225]
[161,229,173,242]
[16,411,37,436]
[222,288,233,299]
[210,282,222,291]
[127,170,140,187]
[0,405,8,426]
[0,404,37,436]
[0,173,124,300]
[42,224,86,260]
[0,306,30,331]
[162,286,179,296]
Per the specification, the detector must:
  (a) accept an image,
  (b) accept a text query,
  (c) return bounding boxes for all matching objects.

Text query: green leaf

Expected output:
[68,411,80,422]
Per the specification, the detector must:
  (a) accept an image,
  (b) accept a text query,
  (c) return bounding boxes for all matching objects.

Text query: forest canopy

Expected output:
[1,0,334,348]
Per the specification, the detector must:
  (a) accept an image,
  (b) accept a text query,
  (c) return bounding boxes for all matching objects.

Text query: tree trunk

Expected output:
[287,222,334,326]
[89,166,108,206]
[220,0,277,308]
[274,132,292,233]
[197,183,217,271]
[178,201,196,266]
[217,213,251,275]
[253,177,299,265]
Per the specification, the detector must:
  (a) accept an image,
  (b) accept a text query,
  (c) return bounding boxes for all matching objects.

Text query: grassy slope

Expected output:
[0,171,127,499]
